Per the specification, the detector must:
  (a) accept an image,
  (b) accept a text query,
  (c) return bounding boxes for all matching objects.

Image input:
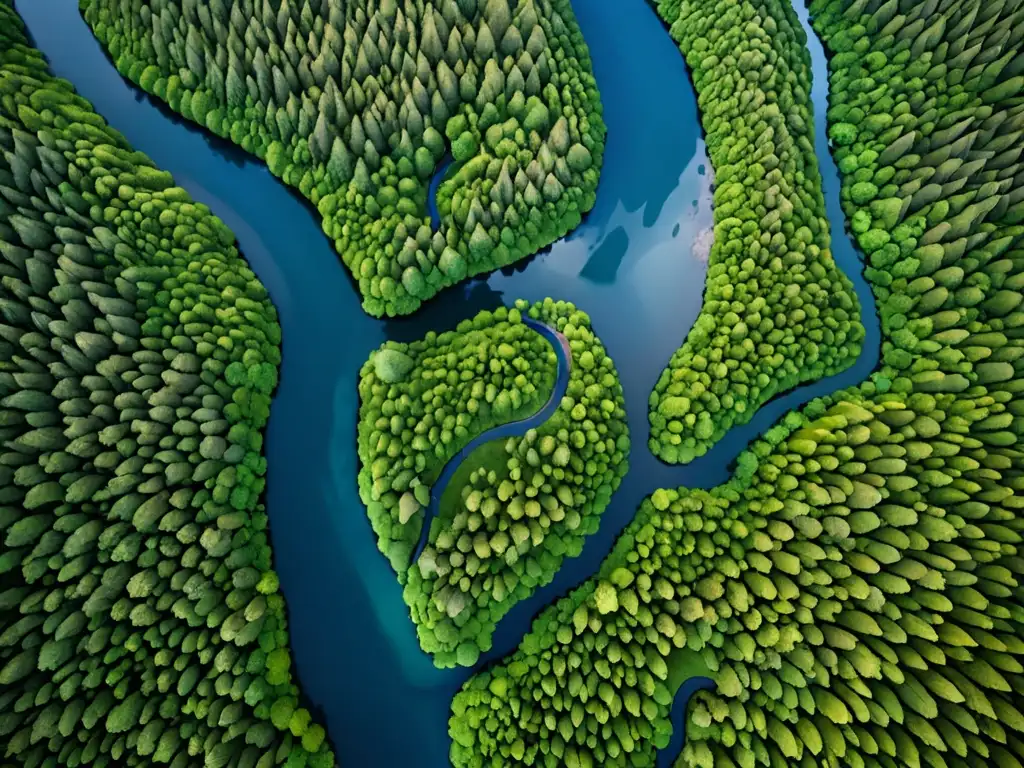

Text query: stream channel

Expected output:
[17,0,879,765]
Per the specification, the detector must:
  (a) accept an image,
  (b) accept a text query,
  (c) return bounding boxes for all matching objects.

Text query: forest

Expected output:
[647,0,865,466]
[82,0,605,316]
[450,0,1024,765]
[1,0,1023,766]
[358,298,629,667]
[0,3,333,767]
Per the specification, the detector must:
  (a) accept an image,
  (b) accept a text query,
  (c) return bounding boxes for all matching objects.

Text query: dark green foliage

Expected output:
[450,0,1024,765]
[81,0,606,317]
[453,392,1024,766]
[357,298,629,666]
[0,6,333,766]
[359,304,557,570]
[648,0,864,464]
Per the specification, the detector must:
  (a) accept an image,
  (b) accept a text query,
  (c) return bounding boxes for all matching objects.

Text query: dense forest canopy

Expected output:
[0,3,333,766]
[83,0,606,316]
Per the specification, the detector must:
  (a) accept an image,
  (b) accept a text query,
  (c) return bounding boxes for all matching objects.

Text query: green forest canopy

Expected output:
[82,0,606,317]
[0,4,332,767]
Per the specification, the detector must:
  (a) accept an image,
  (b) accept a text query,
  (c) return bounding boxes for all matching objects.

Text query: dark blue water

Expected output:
[427,153,455,231]
[660,676,717,767]
[410,318,571,564]
[19,0,879,765]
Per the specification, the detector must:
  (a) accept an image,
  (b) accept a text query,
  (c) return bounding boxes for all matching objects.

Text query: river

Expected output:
[18,0,878,766]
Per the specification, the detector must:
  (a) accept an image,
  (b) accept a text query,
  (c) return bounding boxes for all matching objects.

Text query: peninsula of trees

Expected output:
[647,0,864,465]
[82,0,606,316]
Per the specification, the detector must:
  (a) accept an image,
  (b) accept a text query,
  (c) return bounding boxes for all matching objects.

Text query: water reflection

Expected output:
[580,225,630,283]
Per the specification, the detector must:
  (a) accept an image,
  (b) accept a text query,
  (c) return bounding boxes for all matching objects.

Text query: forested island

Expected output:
[357,298,628,667]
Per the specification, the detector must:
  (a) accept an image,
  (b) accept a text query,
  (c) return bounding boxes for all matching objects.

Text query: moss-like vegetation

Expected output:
[358,305,557,571]
[449,0,1024,765]
[357,298,629,667]
[80,0,605,317]
[647,0,864,465]
[0,5,334,767]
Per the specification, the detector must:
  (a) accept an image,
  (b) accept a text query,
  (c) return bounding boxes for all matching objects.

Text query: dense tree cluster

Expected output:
[813,0,1024,390]
[81,0,605,317]
[648,0,864,465]
[357,304,556,574]
[449,480,726,768]
[452,388,1024,767]
[357,298,629,667]
[450,0,1024,765]
[0,7,333,767]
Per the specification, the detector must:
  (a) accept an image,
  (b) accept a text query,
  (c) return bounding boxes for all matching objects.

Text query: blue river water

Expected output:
[409,318,572,564]
[427,153,455,231]
[18,0,879,765]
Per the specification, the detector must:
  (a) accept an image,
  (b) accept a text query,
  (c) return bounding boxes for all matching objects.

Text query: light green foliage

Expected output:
[648,0,864,464]
[358,303,556,571]
[452,389,1024,767]
[451,0,1024,764]
[0,6,333,766]
[373,348,415,383]
[81,0,606,317]
[449,480,727,767]
[358,299,629,667]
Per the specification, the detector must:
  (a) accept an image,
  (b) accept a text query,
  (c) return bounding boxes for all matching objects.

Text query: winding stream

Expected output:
[427,153,455,231]
[19,0,878,765]
[656,2,880,763]
[409,318,572,565]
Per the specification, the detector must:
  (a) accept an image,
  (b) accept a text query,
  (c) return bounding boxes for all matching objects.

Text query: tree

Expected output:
[550,117,570,155]
[594,581,618,614]
[106,692,143,733]
[567,144,593,172]
[266,140,288,177]
[0,649,36,685]
[439,247,467,280]
[402,266,427,298]
[469,223,493,260]
[456,641,480,666]
[452,131,478,162]
[325,136,352,184]
[374,348,415,383]
[484,0,512,41]
[302,724,326,752]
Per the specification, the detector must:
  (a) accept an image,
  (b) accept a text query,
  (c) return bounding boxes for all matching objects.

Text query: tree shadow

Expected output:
[382,279,507,343]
